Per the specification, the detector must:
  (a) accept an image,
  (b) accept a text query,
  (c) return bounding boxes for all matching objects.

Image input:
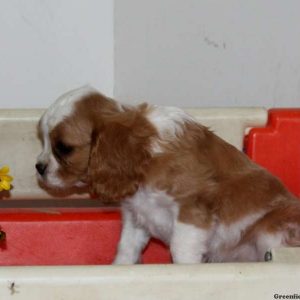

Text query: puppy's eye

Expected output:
[55,141,74,156]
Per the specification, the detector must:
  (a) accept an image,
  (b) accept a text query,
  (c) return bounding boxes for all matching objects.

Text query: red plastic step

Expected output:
[0,210,171,266]
[246,108,300,197]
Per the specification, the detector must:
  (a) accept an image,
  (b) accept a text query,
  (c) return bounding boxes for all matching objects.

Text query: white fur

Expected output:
[42,155,65,187]
[146,106,193,153]
[42,85,97,131]
[207,211,267,262]
[124,187,178,244]
[114,187,179,264]
[171,222,208,264]
[113,207,150,264]
[256,232,284,260]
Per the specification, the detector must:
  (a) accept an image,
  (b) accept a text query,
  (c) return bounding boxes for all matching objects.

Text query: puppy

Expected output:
[36,86,300,263]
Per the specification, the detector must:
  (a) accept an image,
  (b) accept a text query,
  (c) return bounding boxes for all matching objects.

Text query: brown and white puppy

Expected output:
[36,86,300,263]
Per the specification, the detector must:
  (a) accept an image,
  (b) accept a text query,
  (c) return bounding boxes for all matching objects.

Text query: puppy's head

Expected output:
[36,86,156,201]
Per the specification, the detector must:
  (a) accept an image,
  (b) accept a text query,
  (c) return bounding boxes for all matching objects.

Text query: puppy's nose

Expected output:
[35,163,47,176]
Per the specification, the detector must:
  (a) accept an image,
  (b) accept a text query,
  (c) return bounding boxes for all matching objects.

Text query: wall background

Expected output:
[0,0,300,108]
[0,0,113,108]
[114,0,300,107]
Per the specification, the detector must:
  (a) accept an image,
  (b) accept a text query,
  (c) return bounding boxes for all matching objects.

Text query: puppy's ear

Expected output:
[88,111,155,202]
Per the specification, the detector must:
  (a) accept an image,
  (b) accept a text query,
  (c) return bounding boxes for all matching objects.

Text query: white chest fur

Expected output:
[123,187,179,244]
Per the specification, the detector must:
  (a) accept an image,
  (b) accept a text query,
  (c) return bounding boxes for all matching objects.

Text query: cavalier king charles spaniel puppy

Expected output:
[36,86,300,264]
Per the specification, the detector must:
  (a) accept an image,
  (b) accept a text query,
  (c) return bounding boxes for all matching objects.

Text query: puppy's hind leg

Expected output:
[253,204,300,261]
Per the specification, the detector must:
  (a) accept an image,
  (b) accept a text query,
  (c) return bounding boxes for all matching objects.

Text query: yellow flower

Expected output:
[0,166,13,192]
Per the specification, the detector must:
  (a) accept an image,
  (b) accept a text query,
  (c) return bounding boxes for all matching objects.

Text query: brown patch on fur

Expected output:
[145,121,296,227]
[88,106,157,202]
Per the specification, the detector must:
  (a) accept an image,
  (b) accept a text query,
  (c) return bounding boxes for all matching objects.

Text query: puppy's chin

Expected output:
[37,172,88,194]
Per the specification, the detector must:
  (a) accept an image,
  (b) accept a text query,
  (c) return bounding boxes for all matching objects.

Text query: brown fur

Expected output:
[145,121,296,228]
[88,107,157,202]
